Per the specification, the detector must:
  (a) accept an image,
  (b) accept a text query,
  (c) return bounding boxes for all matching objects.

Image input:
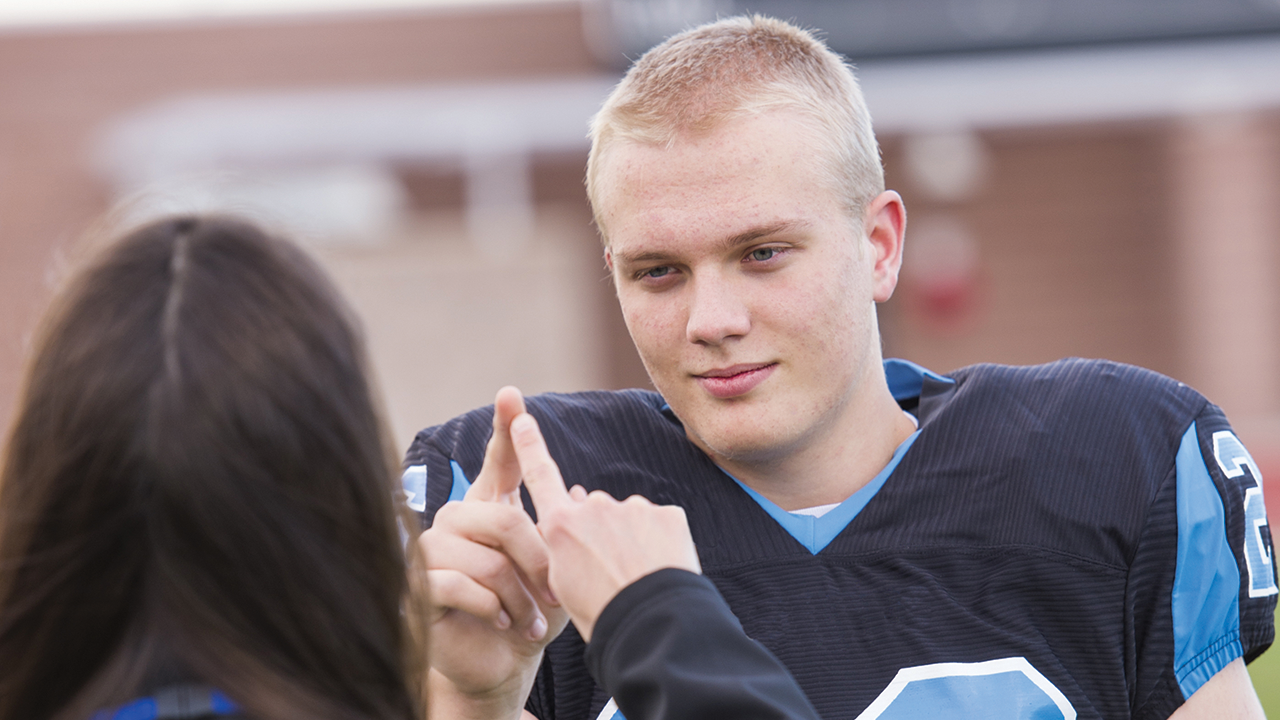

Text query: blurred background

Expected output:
[1,0,1279,706]
[2,2,1279,684]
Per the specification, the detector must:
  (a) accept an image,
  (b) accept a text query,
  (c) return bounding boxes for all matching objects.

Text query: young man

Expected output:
[408,16,1276,720]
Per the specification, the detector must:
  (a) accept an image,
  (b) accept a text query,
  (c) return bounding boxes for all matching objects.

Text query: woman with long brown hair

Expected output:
[0,216,422,720]
[0,213,819,720]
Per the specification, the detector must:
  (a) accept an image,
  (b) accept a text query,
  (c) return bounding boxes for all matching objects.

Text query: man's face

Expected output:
[597,110,901,469]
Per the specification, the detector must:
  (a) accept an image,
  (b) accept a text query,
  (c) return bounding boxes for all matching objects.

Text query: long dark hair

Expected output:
[0,216,421,720]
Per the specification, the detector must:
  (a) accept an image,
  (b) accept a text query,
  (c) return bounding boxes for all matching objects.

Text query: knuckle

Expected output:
[631,494,655,507]
[473,553,510,584]
[491,506,527,534]
[472,589,502,619]
[425,569,454,597]
[431,502,459,523]
[542,504,570,526]
[536,519,566,544]
[426,569,467,606]
[526,550,551,574]
[511,429,537,451]
[422,533,463,567]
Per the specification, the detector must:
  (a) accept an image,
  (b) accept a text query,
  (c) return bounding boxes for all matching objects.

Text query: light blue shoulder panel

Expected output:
[1172,422,1242,700]
[448,459,472,502]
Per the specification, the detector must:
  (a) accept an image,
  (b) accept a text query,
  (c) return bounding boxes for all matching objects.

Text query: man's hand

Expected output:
[418,387,569,720]
[510,412,701,642]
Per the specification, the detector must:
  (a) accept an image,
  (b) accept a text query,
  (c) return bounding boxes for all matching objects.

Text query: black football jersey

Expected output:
[404,358,1276,720]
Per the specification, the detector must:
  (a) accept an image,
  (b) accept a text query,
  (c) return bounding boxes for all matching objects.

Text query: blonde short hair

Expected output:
[586,15,884,240]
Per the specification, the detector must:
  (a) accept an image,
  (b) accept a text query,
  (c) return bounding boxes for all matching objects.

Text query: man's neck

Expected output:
[713,384,917,512]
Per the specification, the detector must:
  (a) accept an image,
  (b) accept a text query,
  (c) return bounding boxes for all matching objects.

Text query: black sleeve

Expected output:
[585,568,820,720]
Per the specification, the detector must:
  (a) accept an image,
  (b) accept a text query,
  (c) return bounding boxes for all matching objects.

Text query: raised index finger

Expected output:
[466,386,527,504]
[509,412,570,514]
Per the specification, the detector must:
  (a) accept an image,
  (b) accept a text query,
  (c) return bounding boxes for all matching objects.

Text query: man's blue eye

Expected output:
[644,266,672,278]
[750,248,778,262]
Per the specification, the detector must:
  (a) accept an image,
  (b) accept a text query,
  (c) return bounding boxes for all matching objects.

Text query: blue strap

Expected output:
[91,686,239,720]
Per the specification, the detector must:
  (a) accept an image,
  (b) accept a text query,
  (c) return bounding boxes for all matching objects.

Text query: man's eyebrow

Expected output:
[614,220,809,268]
[719,220,808,251]
[611,248,677,267]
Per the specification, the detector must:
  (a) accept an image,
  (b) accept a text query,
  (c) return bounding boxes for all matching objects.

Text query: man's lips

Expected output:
[694,363,777,399]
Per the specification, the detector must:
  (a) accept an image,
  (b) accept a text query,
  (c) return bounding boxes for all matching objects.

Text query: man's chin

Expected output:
[684,425,793,469]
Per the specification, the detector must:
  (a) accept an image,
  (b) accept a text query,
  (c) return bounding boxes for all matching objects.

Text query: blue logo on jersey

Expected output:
[596,658,1073,720]
[1212,431,1278,598]
[856,658,1076,720]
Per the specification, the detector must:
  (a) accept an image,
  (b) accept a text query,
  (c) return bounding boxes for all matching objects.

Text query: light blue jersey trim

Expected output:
[1172,422,1242,699]
[730,430,922,554]
[448,460,473,503]
[884,358,954,401]
[594,698,623,720]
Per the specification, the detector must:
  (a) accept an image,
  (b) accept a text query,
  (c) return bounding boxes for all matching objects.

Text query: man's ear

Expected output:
[864,190,907,303]
[604,247,614,273]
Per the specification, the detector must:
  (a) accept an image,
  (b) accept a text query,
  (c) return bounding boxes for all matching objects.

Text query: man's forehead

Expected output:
[596,136,735,197]
[597,126,791,204]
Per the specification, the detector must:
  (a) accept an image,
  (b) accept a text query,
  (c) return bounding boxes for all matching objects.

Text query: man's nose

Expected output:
[685,274,751,345]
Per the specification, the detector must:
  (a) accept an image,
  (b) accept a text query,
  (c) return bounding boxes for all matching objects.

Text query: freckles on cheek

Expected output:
[799,333,834,360]
[774,288,824,330]
[636,318,679,351]
[622,305,673,348]
[624,293,679,331]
